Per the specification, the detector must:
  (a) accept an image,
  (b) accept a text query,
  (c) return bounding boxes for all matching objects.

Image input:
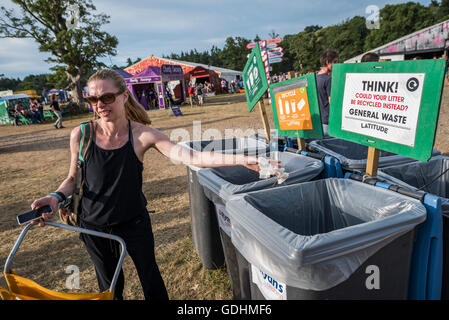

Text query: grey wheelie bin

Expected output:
[309,138,440,176]
[179,137,269,269]
[377,155,449,300]
[225,178,426,300]
[197,152,324,299]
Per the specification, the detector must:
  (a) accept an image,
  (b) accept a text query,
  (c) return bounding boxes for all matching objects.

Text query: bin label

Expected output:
[251,265,287,300]
[341,72,424,147]
[215,204,231,238]
[275,86,313,131]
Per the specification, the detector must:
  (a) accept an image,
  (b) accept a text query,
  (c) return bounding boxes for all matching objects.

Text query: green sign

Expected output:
[269,74,323,139]
[329,59,445,162]
[242,43,269,111]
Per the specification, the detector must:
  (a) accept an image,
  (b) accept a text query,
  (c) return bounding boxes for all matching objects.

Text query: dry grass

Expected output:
[1,87,449,300]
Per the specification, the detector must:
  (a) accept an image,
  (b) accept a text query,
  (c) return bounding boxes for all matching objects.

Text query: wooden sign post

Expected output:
[328,59,446,176]
[366,146,380,177]
[269,74,324,151]
[257,99,271,141]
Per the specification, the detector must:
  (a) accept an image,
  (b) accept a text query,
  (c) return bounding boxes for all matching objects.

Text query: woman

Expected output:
[50,94,64,129]
[31,69,271,300]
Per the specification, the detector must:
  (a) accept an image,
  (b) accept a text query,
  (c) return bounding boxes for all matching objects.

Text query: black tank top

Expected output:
[80,120,147,226]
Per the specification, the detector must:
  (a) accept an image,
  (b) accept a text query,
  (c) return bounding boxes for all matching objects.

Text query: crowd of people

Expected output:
[6,93,65,129]
[187,81,214,107]
[7,98,44,126]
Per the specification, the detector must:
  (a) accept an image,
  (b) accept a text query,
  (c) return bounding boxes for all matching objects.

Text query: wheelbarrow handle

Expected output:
[4,221,126,294]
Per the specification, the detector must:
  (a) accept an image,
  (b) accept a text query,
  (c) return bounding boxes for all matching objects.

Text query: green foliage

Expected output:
[161,1,449,75]
[0,0,118,103]
[364,2,442,51]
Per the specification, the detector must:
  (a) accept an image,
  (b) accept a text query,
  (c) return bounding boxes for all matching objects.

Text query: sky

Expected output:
[0,0,433,79]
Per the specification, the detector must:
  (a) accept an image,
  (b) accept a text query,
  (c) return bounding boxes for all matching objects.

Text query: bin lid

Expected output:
[226,178,426,290]
[378,155,449,198]
[178,137,270,171]
[309,138,440,170]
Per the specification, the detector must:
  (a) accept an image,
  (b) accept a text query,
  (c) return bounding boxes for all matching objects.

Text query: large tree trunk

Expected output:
[65,69,85,112]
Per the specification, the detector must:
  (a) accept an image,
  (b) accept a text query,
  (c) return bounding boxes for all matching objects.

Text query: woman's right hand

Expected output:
[30,195,59,227]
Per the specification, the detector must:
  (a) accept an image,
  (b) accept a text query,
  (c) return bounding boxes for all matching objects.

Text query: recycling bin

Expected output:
[225,178,426,300]
[179,137,269,269]
[308,138,440,174]
[377,155,449,300]
[197,152,324,299]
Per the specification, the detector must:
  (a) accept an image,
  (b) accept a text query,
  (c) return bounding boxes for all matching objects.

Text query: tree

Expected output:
[219,36,250,71]
[364,2,438,51]
[0,0,118,106]
[15,73,50,91]
[268,29,279,39]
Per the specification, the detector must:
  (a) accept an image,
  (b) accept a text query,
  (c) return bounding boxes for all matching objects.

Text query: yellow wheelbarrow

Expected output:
[0,221,126,300]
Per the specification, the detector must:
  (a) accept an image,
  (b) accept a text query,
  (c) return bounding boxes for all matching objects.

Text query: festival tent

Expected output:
[0,99,12,125]
[1,93,31,109]
[124,56,242,94]
[114,69,133,78]
[125,65,185,109]
[125,66,164,110]
[346,18,449,62]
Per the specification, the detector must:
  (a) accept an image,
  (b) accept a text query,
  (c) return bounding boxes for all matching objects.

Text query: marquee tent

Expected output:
[124,65,185,109]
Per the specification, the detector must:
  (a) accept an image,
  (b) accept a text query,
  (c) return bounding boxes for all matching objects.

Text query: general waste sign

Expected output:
[270,74,323,139]
[329,59,445,162]
[242,43,269,111]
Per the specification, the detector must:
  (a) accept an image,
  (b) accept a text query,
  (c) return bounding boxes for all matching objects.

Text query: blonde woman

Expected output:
[31,69,270,300]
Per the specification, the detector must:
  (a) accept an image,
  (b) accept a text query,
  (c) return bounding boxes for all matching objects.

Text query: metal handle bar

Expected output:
[4,221,126,294]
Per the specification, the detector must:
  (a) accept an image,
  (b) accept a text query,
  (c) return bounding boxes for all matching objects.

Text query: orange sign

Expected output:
[275,87,312,130]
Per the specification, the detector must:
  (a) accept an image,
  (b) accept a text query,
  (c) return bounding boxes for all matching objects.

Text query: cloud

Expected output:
[0,38,54,78]
[0,0,434,78]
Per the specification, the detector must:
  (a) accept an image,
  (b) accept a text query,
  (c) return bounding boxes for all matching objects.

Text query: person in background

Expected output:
[316,49,338,137]
[30,99,44,123]
[196,83,204,106]
[188,84,196,107]
[361,52,380,62]
[221,79,227,94]
[37,97,45,122]
[7,105,20,126]
[50,93,64,129]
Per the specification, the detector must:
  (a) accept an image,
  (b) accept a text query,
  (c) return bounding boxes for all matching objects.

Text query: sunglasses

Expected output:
[86,90,124,105]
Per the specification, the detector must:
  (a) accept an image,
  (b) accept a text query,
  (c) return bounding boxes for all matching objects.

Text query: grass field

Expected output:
[1,89,449,300]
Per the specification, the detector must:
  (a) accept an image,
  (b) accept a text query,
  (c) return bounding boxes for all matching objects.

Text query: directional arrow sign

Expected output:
[269,57,283,64]
[266,43,278,49]
[268,47,283,53]
[268,52,284,58]
[247,38,283,49]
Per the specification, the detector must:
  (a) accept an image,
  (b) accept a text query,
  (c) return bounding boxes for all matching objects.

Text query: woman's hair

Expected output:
[87,69,152,125]
[50,94,56,101]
